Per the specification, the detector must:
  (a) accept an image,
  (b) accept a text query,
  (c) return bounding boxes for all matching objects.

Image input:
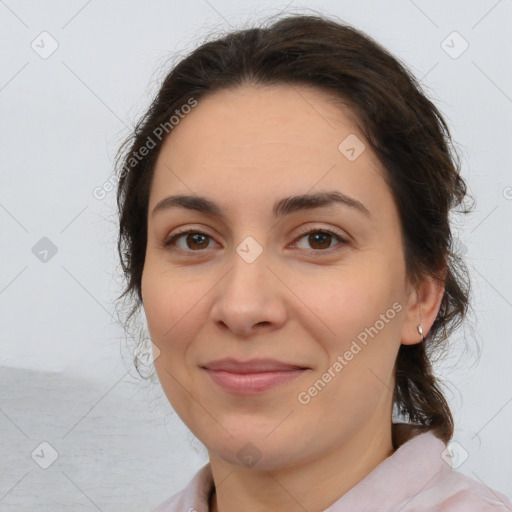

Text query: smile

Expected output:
[201,358,310,395]
[203,368,307,394]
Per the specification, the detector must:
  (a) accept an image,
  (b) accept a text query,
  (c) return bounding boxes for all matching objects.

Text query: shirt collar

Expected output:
[180,425,447,512]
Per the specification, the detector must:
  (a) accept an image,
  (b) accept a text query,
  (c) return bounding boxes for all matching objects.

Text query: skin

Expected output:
[141,83,445,512]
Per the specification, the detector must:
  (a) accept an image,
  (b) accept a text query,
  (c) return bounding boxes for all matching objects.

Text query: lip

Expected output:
[201,358,310,395]
[202,358,308,373]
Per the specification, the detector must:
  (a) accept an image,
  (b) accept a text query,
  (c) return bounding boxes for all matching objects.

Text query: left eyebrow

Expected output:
[151,191,371,219]
[273,191,371,219]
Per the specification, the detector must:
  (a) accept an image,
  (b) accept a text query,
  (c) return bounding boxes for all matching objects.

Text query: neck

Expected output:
[208,420,394,512]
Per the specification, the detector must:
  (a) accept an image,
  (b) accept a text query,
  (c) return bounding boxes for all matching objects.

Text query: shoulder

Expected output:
[398,451,512,511]
[433,470,512,511]
[383,427,512,512]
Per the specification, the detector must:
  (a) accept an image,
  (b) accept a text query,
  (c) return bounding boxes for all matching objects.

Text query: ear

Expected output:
[400,273,445,346]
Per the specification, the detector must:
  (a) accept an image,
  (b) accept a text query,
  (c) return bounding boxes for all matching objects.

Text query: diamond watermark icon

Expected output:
[236,236,263,263]
[452,236,468,256]
[135,338,161,366]
[338,134,365,161]
[237,442,262,468]
[441,441,469,469]
[31,31,59,59]
[31,441,59,469]
[32,237,58,263]
[441,31,469,59]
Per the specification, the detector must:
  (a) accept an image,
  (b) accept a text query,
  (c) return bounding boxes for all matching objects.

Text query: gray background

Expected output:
[1,0,511,510]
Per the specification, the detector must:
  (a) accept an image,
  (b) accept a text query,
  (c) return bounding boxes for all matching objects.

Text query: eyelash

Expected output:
[163,227,349,255]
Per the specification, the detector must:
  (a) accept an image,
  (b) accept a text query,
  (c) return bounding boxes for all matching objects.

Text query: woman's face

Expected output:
[141,83,423,470]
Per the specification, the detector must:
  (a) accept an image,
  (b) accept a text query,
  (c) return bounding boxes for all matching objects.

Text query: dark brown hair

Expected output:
[115,12,472,444]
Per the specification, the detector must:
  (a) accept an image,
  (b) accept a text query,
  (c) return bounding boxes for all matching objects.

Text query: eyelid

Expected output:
[163,224,350,253]
[163,227,219,251]
[291,225,349,245]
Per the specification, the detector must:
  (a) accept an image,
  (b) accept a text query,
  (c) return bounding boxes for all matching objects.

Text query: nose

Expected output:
[209,247,287,338]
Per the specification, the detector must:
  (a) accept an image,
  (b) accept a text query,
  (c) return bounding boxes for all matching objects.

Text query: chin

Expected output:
[205,428,309,471]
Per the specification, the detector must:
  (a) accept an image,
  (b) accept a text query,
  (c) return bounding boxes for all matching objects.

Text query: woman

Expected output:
[115,12,512,511]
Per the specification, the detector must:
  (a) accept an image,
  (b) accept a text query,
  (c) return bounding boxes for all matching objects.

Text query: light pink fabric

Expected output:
[150,431,512,511]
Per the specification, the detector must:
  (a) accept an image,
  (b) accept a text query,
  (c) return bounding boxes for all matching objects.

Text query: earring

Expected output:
[417,324,424,342]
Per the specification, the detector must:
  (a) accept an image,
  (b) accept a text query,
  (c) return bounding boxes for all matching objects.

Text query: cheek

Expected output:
[304,293,402,427]
[301,265,405,385]
[141,267,190,348]
[142,268,203,415]
[296,266,396,341]
[141,271,171,337]
[142,258,187,324]
[141,265,216,377]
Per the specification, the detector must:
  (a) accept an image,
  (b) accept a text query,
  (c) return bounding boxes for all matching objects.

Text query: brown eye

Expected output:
[164,231,216,252]
[307,232,333,250]
[294,229,348,252]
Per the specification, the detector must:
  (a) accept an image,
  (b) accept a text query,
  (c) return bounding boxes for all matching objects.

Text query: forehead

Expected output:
[149,83,391,220]
[162,83,362,163]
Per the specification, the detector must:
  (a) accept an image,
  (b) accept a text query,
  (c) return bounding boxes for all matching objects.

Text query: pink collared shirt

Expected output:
[150,431,512,511]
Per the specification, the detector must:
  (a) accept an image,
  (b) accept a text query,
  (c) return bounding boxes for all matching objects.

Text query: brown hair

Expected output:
[115,12,472,444]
